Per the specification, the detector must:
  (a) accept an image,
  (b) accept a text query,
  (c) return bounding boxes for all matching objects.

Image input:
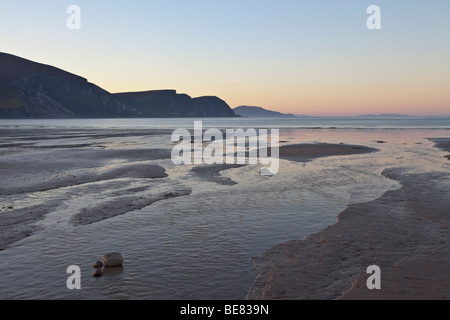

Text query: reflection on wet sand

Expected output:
[0,128,449,299]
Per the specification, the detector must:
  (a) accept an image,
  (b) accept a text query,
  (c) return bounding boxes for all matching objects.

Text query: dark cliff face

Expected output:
[191,96,237,117]
[0,53,139,119]
[233,105,296,118]
[0,52,83,85]
[113,90,192,117]
[0,52,237,119]
[113,91,237,118]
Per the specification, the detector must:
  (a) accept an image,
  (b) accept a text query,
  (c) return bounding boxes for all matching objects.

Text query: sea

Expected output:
[1,116,450,130]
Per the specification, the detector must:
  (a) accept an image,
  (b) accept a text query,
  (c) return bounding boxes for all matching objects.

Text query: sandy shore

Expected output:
[190,164,245,186]
[431,138,450,160]
[2,128,449,300]
[0,129,381,251]
[279,143,378,163]
[247,140,450,300]
[0,129,193,249]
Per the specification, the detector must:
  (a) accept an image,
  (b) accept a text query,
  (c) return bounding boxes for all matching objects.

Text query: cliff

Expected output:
[0,53,139,118]
[233,105,296,118]
[0,52,236,118]
[113,91,236,118]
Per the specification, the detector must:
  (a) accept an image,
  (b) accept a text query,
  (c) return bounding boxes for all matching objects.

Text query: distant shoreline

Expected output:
[1,117,450,131]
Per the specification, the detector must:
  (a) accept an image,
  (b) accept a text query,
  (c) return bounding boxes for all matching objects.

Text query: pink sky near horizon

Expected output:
[4,47,449,116]
[1,1,449,116]
[97,54,449,116]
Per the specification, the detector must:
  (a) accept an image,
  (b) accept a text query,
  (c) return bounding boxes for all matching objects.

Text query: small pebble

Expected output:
[93,269,103,277]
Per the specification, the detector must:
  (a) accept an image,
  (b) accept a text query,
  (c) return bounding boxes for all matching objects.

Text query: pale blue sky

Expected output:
[1,1,449,115]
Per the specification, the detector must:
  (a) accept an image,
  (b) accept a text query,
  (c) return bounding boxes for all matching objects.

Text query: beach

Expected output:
[248,167,450,300]
[432,138,450,160]
[0,124,449,299]
[2,0,450,304]
[0,128,380,251]
[248,137,450,300]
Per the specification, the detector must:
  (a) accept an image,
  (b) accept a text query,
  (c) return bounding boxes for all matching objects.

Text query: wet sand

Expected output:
[279,143,378,163]
[247,141,450,300]
[0,129,381,251]
[2,128,449,300]
[190,164,245,186]
[0,129,190,249]
[431,138,450,160]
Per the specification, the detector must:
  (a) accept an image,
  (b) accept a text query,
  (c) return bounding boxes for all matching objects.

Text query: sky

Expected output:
[1,0,449,116]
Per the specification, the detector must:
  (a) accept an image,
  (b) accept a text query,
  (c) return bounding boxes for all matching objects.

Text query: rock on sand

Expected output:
[102,252,123,267]
[93,269,103,277]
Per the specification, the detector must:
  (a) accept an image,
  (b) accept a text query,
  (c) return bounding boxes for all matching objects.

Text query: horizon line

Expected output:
[2,51,449,117]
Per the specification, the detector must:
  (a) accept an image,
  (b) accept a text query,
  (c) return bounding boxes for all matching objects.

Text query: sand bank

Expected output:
[190,164,245,186]
[0,136,381,250]
[431,138,450,160]
[71,182,191,225]
[247,168,450,300]
[279,143,378,163]
[0,129,188,249]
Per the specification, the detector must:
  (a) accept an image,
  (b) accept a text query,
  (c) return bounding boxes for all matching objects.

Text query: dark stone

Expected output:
[102,252,123,267]
[93,269,103,277]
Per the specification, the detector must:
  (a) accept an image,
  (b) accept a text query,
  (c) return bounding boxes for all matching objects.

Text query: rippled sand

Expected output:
[248,167,450,300]
[0,128,449,299]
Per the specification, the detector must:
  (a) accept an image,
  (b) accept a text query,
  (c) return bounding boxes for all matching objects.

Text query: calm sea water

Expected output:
[1,116,449,130]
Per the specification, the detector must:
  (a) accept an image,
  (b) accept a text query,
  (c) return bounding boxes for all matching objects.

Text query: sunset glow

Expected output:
[1,0,449,115]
